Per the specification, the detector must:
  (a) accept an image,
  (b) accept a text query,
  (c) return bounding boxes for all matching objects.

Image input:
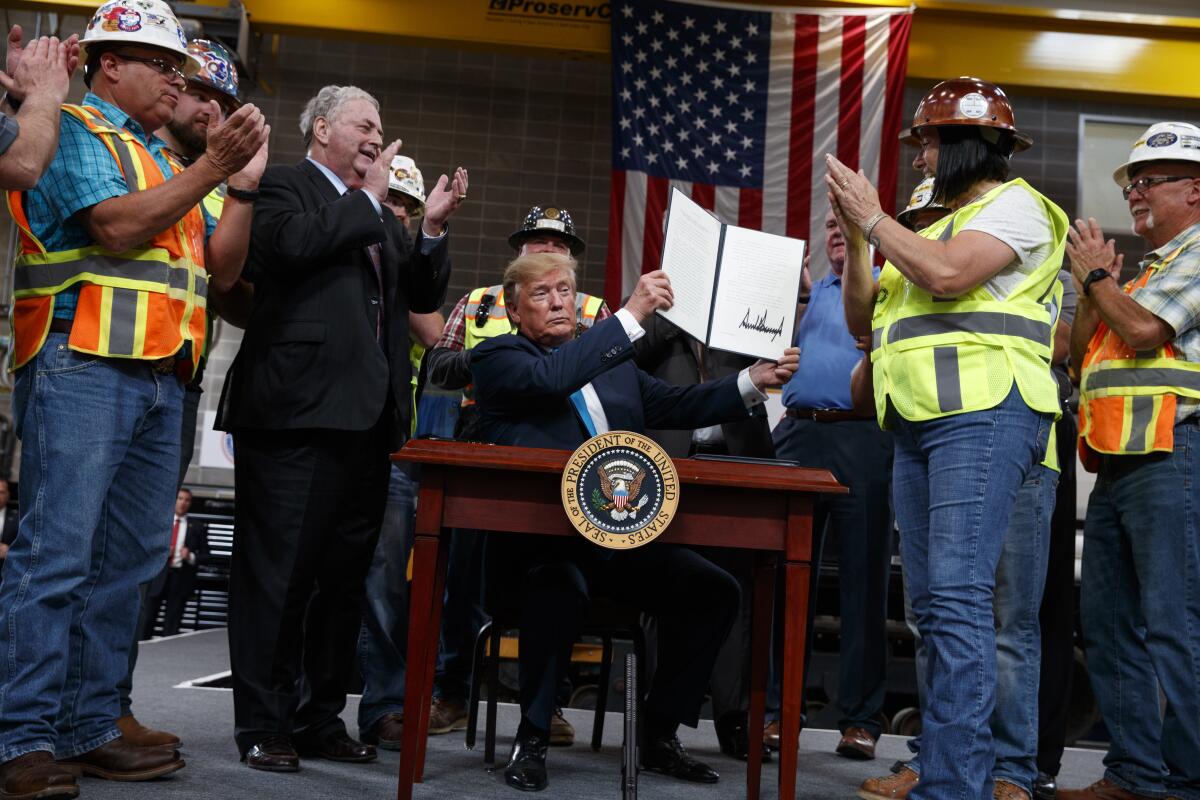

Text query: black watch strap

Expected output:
[226,185,260,202]
[1083,268,1112,296]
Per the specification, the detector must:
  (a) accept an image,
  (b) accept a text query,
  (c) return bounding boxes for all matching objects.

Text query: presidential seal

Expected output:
[561,431,680,550]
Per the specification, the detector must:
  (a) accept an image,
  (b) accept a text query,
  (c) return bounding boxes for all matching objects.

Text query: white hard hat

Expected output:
[388,155,425,216]
[1113,122,1200,187]
[897,177,948,227]
[82,0,197,77]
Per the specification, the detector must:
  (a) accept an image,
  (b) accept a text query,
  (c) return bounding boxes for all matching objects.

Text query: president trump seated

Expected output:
[470,252,799,792]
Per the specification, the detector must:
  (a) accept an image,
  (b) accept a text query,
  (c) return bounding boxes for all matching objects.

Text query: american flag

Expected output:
[605,0,912,304]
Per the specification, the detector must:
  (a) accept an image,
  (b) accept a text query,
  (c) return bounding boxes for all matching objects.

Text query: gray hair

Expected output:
[299,85,379,148]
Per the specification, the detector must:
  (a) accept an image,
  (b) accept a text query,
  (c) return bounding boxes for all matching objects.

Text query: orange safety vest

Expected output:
[7,104,209,377]
[1078,231,1200,468]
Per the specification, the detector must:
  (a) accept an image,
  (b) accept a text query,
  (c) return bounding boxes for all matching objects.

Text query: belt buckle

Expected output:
[151,356,176,375]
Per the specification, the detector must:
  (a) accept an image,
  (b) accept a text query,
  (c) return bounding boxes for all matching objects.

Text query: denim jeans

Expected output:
[893,386,1050,800]
[357,463,418,733]
[0,335,182,762]
[767,417,894,735]
[904,464,1056,793]
[1080,421,1200,800]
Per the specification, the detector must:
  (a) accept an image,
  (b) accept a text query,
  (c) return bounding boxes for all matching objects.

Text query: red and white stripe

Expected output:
[606,6,912,307]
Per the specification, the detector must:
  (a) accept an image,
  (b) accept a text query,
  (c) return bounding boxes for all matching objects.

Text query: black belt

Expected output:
[785,407,874,423]
[47,318,180,375]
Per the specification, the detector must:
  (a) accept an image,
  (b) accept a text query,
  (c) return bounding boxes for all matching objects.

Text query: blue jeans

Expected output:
[892,386,1050,800]
[0,335,182,762]
[357,464,417,733]
[1080,421,1200,800]
[905,464,1057,794]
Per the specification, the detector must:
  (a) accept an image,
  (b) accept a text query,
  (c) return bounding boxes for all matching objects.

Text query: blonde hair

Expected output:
[502,252,577,306]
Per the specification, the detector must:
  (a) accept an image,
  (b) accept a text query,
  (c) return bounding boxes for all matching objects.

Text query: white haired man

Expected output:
[216,84,465,772]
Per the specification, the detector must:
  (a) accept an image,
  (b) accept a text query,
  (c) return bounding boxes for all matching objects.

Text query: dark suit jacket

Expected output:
[148,518,210,596]
[471,315,751,449]
[216,159,450,446]
[633,314,775,459]
[0,506,17,548]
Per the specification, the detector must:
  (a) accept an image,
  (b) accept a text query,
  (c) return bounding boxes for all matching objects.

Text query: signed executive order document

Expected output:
[657,187,806,361]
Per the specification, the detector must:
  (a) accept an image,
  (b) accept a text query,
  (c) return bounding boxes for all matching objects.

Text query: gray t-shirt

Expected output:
[959,183,1055,301]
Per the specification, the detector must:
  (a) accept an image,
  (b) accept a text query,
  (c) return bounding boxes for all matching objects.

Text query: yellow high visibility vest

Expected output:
[460,284,605,406]
[7,104,208,377]
[1078,229,1200,460]
[871,178,1067,428]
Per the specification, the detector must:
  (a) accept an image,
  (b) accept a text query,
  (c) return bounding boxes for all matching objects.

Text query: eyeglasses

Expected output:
[112,52,187,84]
[1122,175,1195,200]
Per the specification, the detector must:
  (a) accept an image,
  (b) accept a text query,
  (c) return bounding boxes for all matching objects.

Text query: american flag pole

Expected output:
[605,0,913,307]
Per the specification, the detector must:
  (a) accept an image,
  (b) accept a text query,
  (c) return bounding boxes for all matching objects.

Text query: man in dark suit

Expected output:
[143,488,210,638]
[633,315,775,762]
[0,480,17,587]
[216,84,462,772]
[471,252,799,792]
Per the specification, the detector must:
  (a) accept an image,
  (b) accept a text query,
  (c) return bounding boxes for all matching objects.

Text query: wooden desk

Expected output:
[393,439,845,800]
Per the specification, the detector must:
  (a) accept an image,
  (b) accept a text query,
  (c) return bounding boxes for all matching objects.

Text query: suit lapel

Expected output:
[299,159,385,292]
[298,158,343,205]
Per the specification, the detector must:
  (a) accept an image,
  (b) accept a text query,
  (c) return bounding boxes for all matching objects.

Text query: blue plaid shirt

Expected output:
[23,92,217,320]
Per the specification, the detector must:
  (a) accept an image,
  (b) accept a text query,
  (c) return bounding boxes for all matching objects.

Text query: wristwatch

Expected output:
[1082,268,1111,296]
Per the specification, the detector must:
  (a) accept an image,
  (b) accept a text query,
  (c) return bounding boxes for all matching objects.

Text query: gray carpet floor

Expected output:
[94,628,1106,799]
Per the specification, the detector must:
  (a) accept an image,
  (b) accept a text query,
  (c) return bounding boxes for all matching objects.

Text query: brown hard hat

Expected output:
[899,77,1033,152]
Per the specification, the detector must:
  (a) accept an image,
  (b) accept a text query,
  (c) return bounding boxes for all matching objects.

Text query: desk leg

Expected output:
[746,553,776,800]
[397,530,449,798]
[778,561,810,800]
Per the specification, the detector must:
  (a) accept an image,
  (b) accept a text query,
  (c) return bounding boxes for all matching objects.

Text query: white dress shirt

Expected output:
[579,309,767,435]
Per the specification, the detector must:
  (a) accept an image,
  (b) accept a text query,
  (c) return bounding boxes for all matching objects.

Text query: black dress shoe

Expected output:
[504,732,549,792]
[295,730,377,763]
[641,734,719,784]
[1034,772,1057,799]
[244,736,300,772]
[714,712,772,762]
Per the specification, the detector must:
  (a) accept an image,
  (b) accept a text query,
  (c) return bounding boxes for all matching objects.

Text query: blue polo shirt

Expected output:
[23,91,217,320]
[781,269,877,411]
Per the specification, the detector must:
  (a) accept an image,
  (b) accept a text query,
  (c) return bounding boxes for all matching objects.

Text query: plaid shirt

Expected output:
[23,92,217,320]
[1128,221,1200,421]
[433,287,614,351]
[0,111,19,156]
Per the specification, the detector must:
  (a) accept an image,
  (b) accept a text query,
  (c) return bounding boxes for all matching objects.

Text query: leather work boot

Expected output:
[427,697,468,735]
[0,751,79,800]
[994,778,1032,800]
[59,736,183,781]
[858,765,919,800]
[1057,778,1164,800]
[549,708,575,747]
[116,713,182,749]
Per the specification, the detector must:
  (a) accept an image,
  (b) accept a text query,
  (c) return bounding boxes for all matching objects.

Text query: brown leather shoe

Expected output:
[858,766,919,800]
[763,720,781,751]
[1057,778,1160,800]
[549,708,575,747]
[836,726,877,760]
[0,751,79,800]
[244,735,299,772]
[116,714,181,750]
[994,779,1031,799]
[427,697,468,735]
[59,736,183,781]
[362,713,404,751]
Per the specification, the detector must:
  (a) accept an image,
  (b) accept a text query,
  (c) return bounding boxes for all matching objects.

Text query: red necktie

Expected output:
[367,243,383,340]
[167,517,180,567]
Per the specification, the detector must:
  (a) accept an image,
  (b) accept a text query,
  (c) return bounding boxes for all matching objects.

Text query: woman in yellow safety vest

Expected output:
[827,78,1068,800]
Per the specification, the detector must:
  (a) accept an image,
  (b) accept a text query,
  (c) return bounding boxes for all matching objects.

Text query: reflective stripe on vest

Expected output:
[460,285,606,406]
[7,104,208,375]
[1079,229,1200,457]
[870,178,1068,427]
